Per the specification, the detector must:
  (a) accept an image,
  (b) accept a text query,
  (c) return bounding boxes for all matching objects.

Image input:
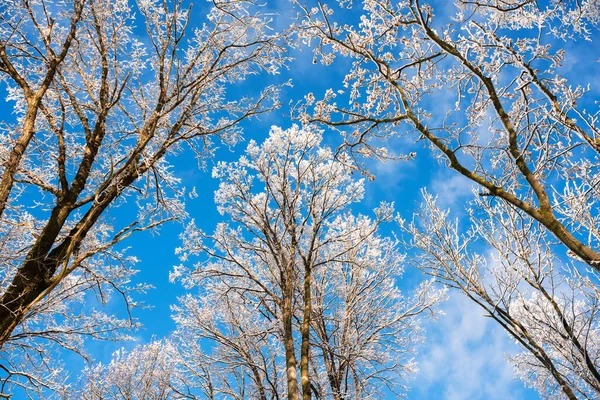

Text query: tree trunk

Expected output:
[283,280,300,400]
[249,362,268,400]
[0,165,134,347]
[300,265,312,400]
[0,202,77,346]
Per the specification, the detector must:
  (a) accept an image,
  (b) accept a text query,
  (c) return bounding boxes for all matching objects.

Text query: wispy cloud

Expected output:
[411,293,536,400]
[428,170,474,212]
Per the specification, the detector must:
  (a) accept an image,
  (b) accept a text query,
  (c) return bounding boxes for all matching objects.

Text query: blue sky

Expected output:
[2,0,599,398]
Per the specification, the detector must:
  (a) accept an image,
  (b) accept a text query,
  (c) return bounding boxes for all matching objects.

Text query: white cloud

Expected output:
[412,293,533,400]
[428,171,474,212]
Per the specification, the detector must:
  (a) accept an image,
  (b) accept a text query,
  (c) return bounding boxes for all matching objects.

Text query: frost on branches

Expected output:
[295,0,600,268]
[405,192,600,399]
[0,0,288,396]
[295,0,600,398]
[172,125,445,399]
[77,340,188,400]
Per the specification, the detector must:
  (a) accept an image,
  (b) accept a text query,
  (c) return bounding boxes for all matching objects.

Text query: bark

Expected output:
[249,361,268,400]
[0,1,84,220]
[0,148,141,347]
[283,280,300,400]
[412,18,600,270]
[300,265,312,400]
[0,180,112,346]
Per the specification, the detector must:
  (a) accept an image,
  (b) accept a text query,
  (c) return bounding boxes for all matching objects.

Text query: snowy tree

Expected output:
[308,214,442,398]
[173,289,286,399]
[294,0,600,398]
[404,192,600,399]
[77,340,191,400]
[295,0,600,268]
[172,125,444,399]
[77,337,255,400]
[0,0,288,396]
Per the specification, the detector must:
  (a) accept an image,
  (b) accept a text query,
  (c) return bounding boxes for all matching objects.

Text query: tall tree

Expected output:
[294,0,600,397]
[0,0,287,396]
[295,0,600,268]
[172,125,444,399]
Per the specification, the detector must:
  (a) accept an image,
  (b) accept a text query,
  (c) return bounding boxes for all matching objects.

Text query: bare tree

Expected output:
[404,192,600,399]
[294,0,600,398]
[294,0,600,268]
[78,340,193,400]
[0,0,287,396]
[309,214,442,399]
[172,125,444,399]
[173,289,286,399]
